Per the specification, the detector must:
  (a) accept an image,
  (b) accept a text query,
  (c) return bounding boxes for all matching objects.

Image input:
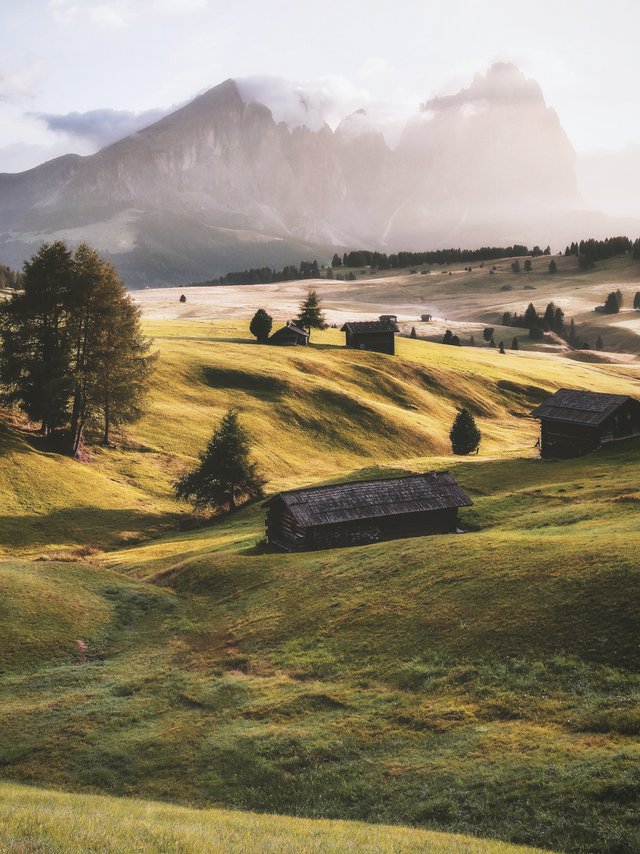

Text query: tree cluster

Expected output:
[0,264,23,290]
[0,241,155,455]
[564,236,632,264]
[501,301,565,339]
[600,290,624,314]
[442,329,461,346]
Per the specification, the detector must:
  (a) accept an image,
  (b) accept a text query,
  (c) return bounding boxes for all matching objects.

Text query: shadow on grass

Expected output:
[0,507,183,553]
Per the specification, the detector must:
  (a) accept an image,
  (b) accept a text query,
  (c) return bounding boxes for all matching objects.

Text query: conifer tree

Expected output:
[450,408,482,455]
[249,308,273,343]
[596,336,604,351]
[175,409,266,512]
[548,259,557,273]
[512,337,519,351]
[297,290,327,339]
[410,326,417,339]
[499,341,506,354]
[634,291,640,310]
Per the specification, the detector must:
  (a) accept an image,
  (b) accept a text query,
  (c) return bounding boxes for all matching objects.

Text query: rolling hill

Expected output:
[1,319,639,852]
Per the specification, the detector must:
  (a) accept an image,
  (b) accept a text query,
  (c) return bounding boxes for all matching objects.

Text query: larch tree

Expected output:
[0,240,155,456]
[0,241,74,436]
[175,409,266,513]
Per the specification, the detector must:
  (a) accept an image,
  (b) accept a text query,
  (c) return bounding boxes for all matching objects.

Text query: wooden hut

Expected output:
[341,319,399,355]
[264,471,472,551]
[269,322,309,346]
[531,389,640,458]
[379,314,398,322]
[421,314,433,322]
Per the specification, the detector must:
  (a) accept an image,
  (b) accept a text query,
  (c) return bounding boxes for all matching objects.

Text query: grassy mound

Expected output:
[0,782,547,853]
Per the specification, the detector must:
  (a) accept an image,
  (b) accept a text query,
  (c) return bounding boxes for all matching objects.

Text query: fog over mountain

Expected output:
[0,63,633,286]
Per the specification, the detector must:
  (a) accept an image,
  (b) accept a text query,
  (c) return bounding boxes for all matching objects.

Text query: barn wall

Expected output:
[540,420,600,458]
[600,400,640,442]
[308,508,459,551]
[346,332,395,355]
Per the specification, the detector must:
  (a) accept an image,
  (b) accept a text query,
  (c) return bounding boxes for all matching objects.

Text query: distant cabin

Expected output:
[341,320,399,355]
[264,471,472,552]
[421,314,433,322]
[379,314,398,323]
[531,389,640,458]
[269,323,309,346]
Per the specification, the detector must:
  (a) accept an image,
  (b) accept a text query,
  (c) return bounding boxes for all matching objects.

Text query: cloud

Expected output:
[49,0,208,26]
[236,75,371,132]
[35,106,171,147]
[0,60,43,102]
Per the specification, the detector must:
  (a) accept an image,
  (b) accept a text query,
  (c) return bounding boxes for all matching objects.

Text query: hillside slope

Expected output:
[3,321,640,557]
[0,322,639,851]
[0,783,548,853]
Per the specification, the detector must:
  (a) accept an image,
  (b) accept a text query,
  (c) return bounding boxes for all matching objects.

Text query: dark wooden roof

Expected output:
[264,472,472,527]
[341,320,399,334]
[269,323,309,342]
[531,388,636,425]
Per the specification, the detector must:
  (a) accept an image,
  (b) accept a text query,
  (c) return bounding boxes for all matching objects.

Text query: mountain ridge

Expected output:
[0,65,630,285]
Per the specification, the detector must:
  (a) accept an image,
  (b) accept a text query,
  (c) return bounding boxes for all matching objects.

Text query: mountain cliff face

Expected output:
[0,65,586,285]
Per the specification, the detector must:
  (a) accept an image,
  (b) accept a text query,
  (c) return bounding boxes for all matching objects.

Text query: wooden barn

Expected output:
[269,322,309,346]
[531,389,640,458]
[264,471,472,552]
[341,319,399,355]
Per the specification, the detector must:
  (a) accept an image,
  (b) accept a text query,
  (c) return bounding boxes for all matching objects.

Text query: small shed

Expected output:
[269,322,309,346]
[341,319,399,355]
[379,314,398,322]
[264,471,472,551]
[531,388,640,458]
[421,314,433,322]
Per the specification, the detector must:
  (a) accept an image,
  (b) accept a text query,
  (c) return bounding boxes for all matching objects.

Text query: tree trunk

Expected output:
[102,400,111,446]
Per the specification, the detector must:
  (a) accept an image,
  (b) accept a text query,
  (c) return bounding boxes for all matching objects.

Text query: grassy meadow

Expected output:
[1,309,640,852]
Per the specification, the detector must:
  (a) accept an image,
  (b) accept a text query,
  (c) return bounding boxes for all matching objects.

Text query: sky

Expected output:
[1,0,640,175]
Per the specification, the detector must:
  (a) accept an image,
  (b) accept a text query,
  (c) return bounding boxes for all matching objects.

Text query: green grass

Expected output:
[0,783,548,853]
[1,319,640,852]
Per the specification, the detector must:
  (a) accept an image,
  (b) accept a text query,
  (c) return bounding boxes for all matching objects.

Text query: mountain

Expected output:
[0,64,617,286]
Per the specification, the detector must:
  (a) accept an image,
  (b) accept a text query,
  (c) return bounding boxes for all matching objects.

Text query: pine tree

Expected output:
[297,290,327,339]
[511,259,521,273]
[0,241,74,436]
[524,259,532,272]
[499,341,506,354]
[410,326,417,339]
[634,291,640,310]
[175,409,266,513]
[469,335,475,346]
[331,253,342,268]
[596,336,604,350]
[548,259,557,273]
[512,337,519,351]
[249,308,273,343]
[450,408,482,455]
[179,294,187,303]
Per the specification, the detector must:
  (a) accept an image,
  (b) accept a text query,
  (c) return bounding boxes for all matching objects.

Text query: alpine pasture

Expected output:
[1,263,640,853]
